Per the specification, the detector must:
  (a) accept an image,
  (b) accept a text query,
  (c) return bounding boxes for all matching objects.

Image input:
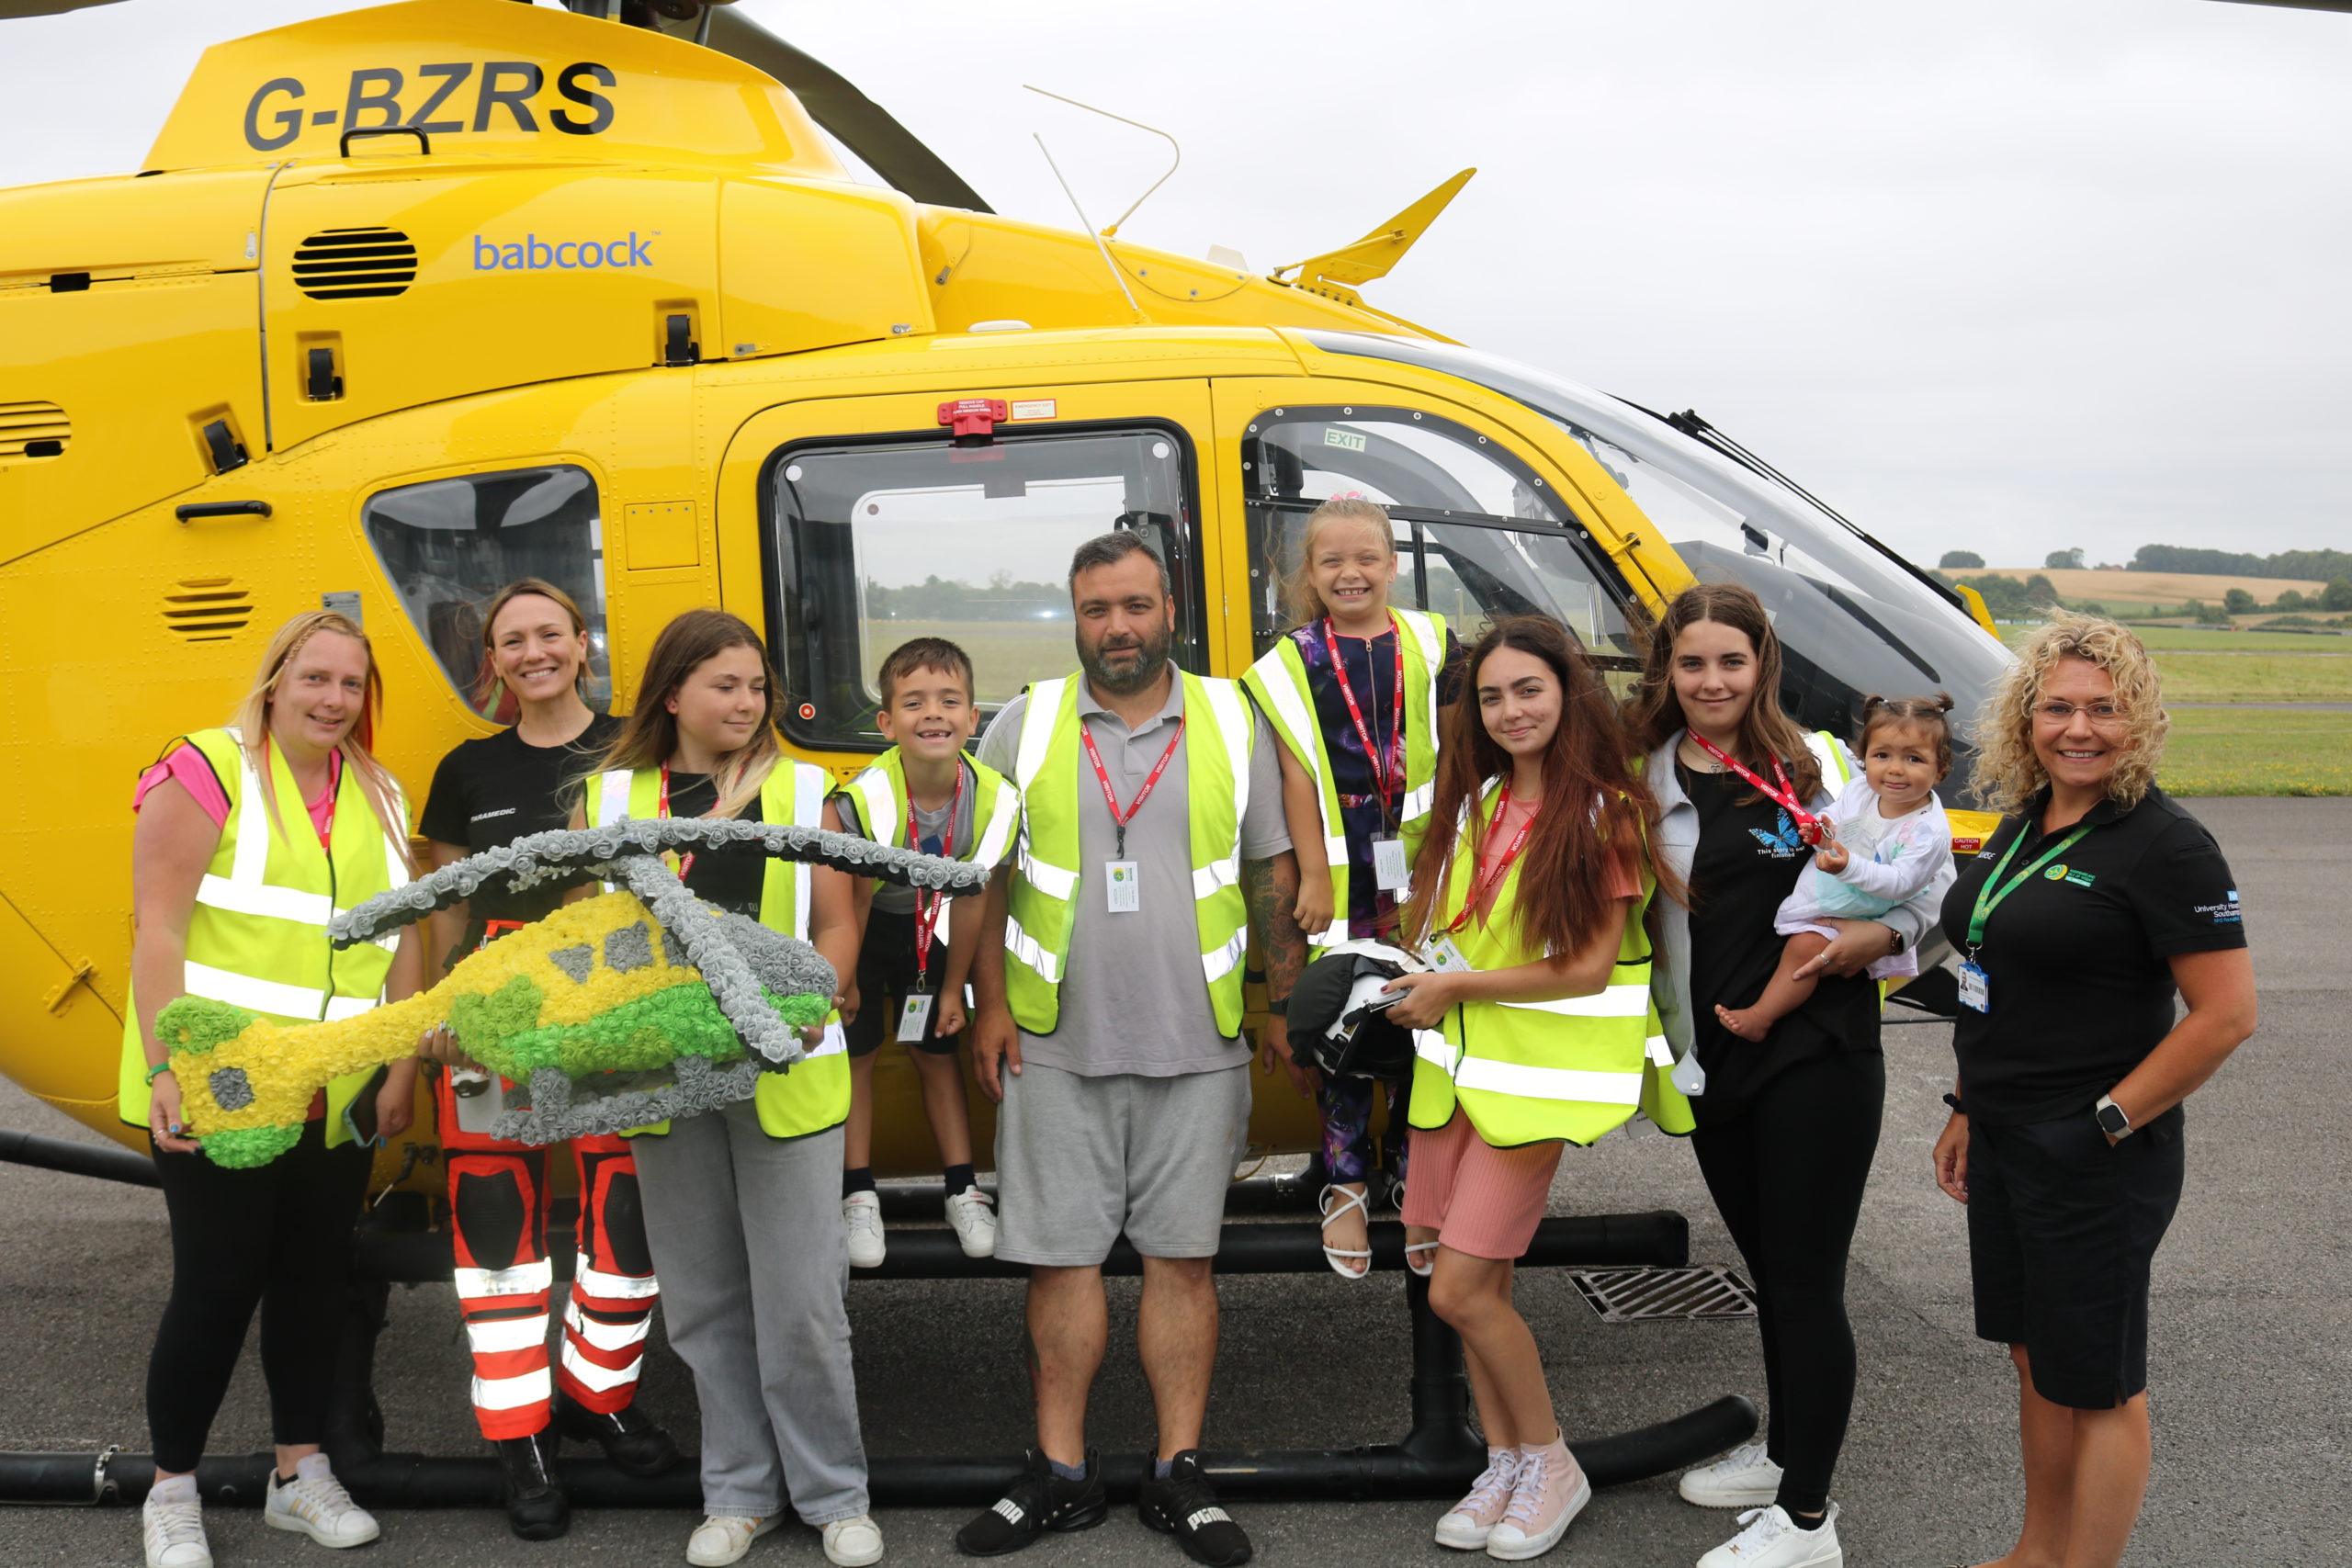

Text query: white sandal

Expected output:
[1317,1183,1374,1279]
[1404,1239,1440,1278]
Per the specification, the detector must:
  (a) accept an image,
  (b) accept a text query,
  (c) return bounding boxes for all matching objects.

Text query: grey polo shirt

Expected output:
[976,671,1290,1077]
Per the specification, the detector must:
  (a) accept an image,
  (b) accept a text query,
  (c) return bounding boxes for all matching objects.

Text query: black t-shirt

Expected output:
[663,773,768,919]
[1940,784,2245,1126]
[1679,762,1879,1124]
[419,715,623,946]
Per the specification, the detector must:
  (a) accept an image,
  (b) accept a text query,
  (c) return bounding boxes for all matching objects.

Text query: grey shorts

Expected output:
[993,1063,1251,1267]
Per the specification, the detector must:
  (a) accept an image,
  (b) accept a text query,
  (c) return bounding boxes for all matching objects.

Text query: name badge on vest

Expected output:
[1957,960,1990,1012]
[1372,836,1410,892]
[898,989,935,1043]
[1105,860,1140,913]
[1425,933,1473,974]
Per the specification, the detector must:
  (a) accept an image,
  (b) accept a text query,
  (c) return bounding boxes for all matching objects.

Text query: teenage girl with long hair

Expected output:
[415,580,675,1540]
[1380,616,1687,1561]
[574,609,881,1568]
[1628,582,1952,1568]
[1243,496,1464,1280]
[127,610,425,1567]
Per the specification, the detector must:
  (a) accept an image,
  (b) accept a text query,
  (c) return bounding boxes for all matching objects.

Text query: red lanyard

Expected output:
[1322,617,1406,820]
[657,764,698,882]
[1080,715,1185,860]
[1443,784,1538,933]
[907,766,963,987]
[1686,733,1822,845]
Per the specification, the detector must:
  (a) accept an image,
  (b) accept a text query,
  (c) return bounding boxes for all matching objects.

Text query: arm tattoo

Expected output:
[1242,850,1307,1004]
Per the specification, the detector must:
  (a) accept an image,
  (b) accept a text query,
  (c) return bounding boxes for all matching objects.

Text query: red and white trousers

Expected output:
[436,1069,660,1440]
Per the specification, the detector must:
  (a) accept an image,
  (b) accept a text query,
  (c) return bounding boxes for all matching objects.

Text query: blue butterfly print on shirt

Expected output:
[1748,810,1803,858]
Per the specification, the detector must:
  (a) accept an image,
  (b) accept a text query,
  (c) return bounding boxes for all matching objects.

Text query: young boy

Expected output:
[831,637,1022,1267]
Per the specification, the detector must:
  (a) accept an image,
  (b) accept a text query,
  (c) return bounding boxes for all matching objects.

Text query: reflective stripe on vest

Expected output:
[1406,776,1667,1147]
[1003,671,1253,1035]
[842,750,1021,942]
[119,727,410,1143]
[1241,609,1443,949]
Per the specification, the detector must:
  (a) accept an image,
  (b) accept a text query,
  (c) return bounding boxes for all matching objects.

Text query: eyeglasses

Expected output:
[2033,699,2128,727]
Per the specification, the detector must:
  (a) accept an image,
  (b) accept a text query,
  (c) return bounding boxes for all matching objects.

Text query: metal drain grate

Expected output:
[1568,1266,1758,1323]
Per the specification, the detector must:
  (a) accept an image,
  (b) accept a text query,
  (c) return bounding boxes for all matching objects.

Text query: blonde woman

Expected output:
[1932,614,2256,1568]
[125,610,426,1567]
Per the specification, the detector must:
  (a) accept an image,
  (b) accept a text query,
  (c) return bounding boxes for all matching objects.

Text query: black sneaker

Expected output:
[956,1448,1107,1556]
[553,1392,681,1478]
[1137,1451,1251,1567]
[494,1429,571,1541]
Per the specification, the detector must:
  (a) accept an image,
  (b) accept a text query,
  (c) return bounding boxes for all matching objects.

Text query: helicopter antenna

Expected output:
[1034,133,1147,321]
[1023,86,1181,238]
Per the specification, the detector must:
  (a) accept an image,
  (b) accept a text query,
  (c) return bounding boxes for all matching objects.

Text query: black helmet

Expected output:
[1285,941,1423,1082]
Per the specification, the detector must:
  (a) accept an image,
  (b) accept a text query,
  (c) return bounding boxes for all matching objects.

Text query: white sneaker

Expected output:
[1696,1503,1842,1568]
[687,1513,782,1567]
[1432,1447,1520,1549]
[822,1514,885,1566]
[944,1185,998,1258]
[142,1483,212,1568]
[1678,1439,1782,1508]
[263,1457,380,1548]
[842,1190,887,1269]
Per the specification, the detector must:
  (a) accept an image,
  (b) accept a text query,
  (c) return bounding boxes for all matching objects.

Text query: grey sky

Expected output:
[6,0,2346,570]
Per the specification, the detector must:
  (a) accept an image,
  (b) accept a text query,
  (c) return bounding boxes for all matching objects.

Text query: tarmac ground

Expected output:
[4,797,2344,1567]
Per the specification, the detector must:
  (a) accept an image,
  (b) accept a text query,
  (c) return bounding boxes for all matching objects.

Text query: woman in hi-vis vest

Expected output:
[124,610,427,1568]
[1378,617,1683,1563]
[572,610,882,1568]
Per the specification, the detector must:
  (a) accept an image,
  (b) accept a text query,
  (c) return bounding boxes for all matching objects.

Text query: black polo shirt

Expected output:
[1939,784,2245,1126]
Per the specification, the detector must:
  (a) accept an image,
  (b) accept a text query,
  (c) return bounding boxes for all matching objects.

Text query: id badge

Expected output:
[1104,860,1140,913]
[1372,836,1410,892]
[1957,960,1990,1012]
[897,989,935,1043]
[1426,933,1474,974]
[452,1068,504,1137]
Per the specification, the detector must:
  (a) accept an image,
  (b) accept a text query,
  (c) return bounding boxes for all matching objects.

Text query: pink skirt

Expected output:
[1401,1111,1563,1260]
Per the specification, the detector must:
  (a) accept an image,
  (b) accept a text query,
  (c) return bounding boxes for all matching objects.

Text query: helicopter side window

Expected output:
[765,426,1204,752]
[361,465,612,717]
[1239,406,1636,669]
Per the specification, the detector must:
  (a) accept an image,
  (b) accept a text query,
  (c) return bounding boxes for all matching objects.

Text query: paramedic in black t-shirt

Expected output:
[1933,615,2256,1568]
[413,580,678,1540]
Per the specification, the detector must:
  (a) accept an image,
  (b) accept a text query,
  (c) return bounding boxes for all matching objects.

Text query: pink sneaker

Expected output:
[1484,1439,1590,1561]
[1433,1447,1521,1549]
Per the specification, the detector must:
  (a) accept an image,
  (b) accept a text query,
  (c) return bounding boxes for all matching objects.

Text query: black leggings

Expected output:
[147,1119,371,1472]
[1690,1051,1884,1517]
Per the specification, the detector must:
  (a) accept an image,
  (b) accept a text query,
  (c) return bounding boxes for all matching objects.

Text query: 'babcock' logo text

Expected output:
[472,233,652,271]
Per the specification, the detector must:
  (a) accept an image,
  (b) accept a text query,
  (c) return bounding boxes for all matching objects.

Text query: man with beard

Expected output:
[958,531,1312,1568]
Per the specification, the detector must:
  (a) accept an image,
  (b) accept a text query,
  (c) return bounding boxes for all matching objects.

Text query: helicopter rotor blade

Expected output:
[698,6,990,212]
[0,0,126,17]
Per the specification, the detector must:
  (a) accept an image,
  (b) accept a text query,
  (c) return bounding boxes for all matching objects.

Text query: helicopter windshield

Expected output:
[1300,331,2010,806]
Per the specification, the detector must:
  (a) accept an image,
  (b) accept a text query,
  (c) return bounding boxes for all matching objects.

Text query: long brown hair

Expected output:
[1402,617,1659,959]
[1623,581,1822,805]
[591,609,782,818]
[229,610,408,856]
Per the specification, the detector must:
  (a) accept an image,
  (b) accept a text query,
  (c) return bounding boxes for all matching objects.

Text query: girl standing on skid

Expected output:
[127,610,426,1568]
[1242,496,1464,1280]
[1379,617,1689,1562]
[575,610,881,1568]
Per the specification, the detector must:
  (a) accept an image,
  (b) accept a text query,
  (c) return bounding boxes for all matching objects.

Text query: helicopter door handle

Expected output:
[175,501,273,524]
[663,313,700,367]
[340,125,430,159]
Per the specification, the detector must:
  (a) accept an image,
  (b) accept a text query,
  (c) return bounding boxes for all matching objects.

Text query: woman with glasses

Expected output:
[1933,614,2256,1568]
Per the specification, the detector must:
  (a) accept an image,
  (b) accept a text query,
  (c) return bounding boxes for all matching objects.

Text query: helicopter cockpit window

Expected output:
[1239,406,1636,668]
[360,465,612,717]
[766,426,1204,752]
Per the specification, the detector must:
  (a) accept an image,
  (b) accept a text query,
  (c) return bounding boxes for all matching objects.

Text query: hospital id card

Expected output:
[898,990,935,1043]
[1957,960,1990,1012]
[1105,860,1140,912]
[1425,934,1474,975]
[1372,836,1410,892]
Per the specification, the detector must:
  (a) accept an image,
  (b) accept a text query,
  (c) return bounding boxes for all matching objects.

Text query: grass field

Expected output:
[865,619,1074,706]
[1989,566,2327,607]
[2160,708,2352,797]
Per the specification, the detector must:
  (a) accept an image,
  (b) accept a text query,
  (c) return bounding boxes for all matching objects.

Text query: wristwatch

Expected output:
[2094,1093,2133,1140]
[1886,924,1906,955]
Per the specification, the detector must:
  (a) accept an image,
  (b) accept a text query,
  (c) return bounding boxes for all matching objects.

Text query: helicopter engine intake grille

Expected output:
[291,228,418,299]
[162,579,255,643]
[0,400,71,460]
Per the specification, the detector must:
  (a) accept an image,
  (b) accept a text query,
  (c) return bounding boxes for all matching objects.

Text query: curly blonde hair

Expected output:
[1973,613,2168,816]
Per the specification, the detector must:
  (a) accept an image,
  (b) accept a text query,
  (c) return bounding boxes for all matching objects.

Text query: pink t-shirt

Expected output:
[134,741,339,847]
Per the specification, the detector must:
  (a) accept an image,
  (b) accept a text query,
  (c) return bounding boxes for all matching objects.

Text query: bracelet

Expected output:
[144,1061,175,1085]
[1941,1091,1966,1116]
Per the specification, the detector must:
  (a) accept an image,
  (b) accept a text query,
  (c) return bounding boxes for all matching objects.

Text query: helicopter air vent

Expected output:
[0,400,71,460]
[290,228,418,300]
[162,578,255,643]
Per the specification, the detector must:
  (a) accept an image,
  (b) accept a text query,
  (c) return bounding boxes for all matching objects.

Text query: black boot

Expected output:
[495,1429,571,1541]
[553,1392,681,1479]
[956,1448,1107,1556]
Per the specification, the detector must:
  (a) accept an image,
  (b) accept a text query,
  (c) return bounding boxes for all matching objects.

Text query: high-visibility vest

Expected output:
[1242,609,1447,948]
[1408,779,1691,1146]
[1003,671,1255,1037]
[118,727,411,1145]
[582,758,849,1140]
[838,748,1022,942]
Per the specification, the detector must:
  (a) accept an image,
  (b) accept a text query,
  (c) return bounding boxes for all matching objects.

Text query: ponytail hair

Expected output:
[1859,692,1955,780]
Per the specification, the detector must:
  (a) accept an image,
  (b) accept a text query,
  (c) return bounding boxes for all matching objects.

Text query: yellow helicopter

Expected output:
[0,0,2013,1188]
